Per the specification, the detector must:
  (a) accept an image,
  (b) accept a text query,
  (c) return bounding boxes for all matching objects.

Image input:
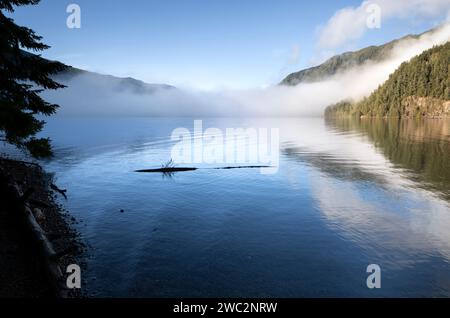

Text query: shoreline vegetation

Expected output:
[0,156,83,298]
[1,0,82,298]
[324,42,450,119]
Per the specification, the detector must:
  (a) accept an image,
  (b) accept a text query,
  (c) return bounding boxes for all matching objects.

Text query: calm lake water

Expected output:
[40,117,450,297]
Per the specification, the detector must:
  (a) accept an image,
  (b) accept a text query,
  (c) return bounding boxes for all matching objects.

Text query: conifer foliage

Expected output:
[325,42,450,118]
[0,0,66,157]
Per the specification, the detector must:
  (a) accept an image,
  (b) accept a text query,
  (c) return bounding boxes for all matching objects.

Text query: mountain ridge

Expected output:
[280,28,434,86]
[20,50,174,94]
[53,66,175,95]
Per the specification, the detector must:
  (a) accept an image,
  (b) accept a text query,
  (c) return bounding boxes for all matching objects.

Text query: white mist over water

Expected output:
[44,23,450,117]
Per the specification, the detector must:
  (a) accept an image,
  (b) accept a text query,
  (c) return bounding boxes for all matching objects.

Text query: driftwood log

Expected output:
[135,165,271,173]
[9,181,68,298]
[50,183,67,199]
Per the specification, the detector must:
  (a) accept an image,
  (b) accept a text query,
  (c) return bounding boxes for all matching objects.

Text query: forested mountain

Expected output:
[325,42,450,118]
[280,31,428,86]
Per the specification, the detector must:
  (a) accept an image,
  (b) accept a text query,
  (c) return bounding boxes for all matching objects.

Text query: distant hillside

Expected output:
[18,50,181,116]
[325,42,450,118]
[53,67,174,95]
[280,31,429,86]
[21,50,174,94]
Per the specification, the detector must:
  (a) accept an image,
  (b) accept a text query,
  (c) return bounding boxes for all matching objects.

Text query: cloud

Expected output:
[44,23,450,118]
[216,22,450,116]
[318,0,450,49]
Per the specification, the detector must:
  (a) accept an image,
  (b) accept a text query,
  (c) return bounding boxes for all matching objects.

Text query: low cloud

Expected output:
[44,23,450,118]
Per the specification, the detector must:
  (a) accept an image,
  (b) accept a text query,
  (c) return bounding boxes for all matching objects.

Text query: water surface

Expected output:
[41,117,450,297]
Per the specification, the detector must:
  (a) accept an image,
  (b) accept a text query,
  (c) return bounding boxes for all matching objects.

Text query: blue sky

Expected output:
[9,0,449,89]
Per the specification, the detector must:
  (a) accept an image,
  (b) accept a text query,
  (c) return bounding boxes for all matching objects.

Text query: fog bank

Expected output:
[44,23,450,117]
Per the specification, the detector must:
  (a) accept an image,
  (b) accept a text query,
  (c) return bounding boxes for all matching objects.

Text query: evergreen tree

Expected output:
[326,42,450,118]
[0,0,66,157]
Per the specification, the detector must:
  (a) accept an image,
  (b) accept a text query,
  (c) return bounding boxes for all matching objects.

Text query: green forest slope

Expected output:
[325,42,450,118]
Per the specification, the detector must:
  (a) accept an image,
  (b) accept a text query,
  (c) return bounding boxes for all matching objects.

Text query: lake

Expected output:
[40,117,450,297]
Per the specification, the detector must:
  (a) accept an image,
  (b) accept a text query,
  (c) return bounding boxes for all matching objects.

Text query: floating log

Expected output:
[214,165,271,170]
[135,167,198,173]
[135,165,271,173]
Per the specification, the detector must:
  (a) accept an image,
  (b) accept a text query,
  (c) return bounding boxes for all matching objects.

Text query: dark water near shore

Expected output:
[39,117,450,297]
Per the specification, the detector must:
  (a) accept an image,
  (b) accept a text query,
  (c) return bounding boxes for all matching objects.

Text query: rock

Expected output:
[402,96,450,118]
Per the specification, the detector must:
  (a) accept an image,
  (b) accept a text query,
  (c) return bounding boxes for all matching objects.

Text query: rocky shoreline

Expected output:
[0,157,84,298]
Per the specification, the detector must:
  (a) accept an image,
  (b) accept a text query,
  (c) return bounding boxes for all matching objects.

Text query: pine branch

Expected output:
[0,0,40,13]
